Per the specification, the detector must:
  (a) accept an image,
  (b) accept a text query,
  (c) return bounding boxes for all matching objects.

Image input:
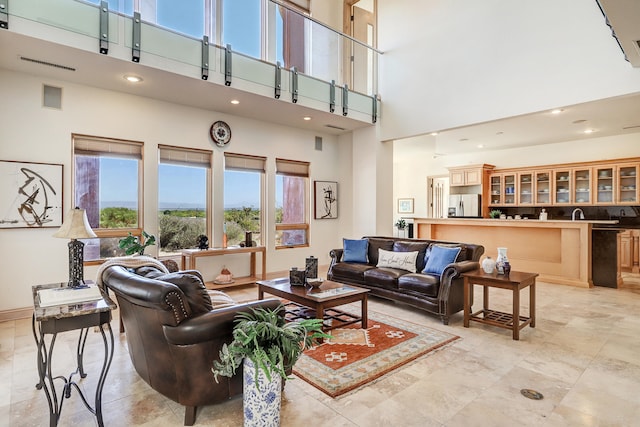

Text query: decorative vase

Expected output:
[242,358,282,427]
[305,255,318,279]
[496,247,509,274]
[481,256,496,274]
[503,261,511,276]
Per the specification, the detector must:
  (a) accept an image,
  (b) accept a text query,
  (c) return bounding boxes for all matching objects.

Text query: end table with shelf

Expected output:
[462,269,538,340]
[181,246,267,289]
[32,281,116,426]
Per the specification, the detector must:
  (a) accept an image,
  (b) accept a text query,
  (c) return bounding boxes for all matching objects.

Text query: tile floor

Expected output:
[2,273,640,426]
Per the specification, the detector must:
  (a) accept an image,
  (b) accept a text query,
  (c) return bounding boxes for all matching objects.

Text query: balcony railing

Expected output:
[6,0,381,121]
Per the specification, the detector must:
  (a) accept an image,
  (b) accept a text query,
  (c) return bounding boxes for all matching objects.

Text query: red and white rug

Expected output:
[292,311,459,397]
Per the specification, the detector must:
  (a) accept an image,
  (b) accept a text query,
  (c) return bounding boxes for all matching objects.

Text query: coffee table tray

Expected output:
[283,301,362,330]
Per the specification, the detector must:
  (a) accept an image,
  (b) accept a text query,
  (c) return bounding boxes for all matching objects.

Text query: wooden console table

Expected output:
[181,246,266,289]
[462,269,538,340]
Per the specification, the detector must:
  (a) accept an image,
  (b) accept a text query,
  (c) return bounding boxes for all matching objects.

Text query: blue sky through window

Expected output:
[99,1,281,211]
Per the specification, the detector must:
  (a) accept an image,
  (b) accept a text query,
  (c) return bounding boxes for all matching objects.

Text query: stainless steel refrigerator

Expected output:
[448,194,481,217]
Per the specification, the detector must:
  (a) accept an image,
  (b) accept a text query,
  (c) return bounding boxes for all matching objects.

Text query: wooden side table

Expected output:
[181,246,267,289]
[462,269,538,340]
[32,281,117,426]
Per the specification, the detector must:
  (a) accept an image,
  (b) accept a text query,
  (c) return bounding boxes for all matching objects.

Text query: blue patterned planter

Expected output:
[243,358,282,427]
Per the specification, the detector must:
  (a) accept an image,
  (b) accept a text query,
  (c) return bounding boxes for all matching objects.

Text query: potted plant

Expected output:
[395,218,407,229]
[489,209,502,219]
[118,230,156,255]
[212,305,329,427]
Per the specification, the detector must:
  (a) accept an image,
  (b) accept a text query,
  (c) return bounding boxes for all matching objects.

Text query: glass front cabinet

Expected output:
[503,173,517,205]
[617,163,638,204]
[594,166,615,204]
[573,168,591,205]
[535,171,551,205]
[489,174,502,206]
[553,169,572,205]
[518,172,534,205]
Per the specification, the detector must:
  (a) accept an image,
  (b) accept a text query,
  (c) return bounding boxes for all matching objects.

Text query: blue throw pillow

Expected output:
[422,245,461,275]
[343,238,369,263]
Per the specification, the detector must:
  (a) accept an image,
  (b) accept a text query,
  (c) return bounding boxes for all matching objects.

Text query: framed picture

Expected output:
[397,198,414,214]
[0,160,63,228]
[314,181,338,219]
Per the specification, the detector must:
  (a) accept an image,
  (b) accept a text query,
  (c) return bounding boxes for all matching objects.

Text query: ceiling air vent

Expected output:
[20,56,76,72]
[325,124,346,131]
[622,124,640,130]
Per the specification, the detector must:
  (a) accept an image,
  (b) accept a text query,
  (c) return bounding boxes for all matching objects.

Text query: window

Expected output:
[85,0,134,15]
[139,0,206,38]
[222,0,261,58]
[73,135,142,261]
[275,158,309,248]
[158,146,211,255]
[224,153,265,247]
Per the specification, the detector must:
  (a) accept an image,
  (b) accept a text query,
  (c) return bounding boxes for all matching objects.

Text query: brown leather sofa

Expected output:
[101,265,280,426]
[328,236,483,325]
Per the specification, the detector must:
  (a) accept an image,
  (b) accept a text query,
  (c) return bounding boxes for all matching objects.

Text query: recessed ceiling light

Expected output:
[551,109,564,114]
[124,74,143,83]
[303,116,312,121]
[430,132,439,136]
[584,129,595,134]
[477,144,484,148]
[230,99,240,105]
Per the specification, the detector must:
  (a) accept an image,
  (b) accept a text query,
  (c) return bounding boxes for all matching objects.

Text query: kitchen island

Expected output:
[414,218,619,287]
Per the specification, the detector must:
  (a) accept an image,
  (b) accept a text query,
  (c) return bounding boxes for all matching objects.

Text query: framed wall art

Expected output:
[0,160,63,228]
[314,181,338,219]
[397,198,414,214]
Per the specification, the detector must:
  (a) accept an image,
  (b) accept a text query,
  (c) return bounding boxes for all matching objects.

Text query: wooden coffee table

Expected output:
[462,269,538,340]
[257,278,369,331]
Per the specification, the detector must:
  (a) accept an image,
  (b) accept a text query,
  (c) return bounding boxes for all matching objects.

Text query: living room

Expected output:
[2,0,640,425]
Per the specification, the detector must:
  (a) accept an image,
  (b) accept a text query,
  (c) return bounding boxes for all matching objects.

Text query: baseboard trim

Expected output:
[0,307,32,322]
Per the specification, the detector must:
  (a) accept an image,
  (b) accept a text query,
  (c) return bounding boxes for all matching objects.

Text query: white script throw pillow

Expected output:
[376,248,419,273]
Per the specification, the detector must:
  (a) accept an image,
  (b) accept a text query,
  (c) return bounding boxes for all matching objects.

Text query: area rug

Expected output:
[292,311,459,397]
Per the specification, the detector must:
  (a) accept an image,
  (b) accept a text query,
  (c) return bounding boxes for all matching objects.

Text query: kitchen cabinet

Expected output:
[573,168,591,205]
[617,163,638,204]
[619,229,640,273]
[553,169,571,205]
[503,173,517,205]
[518,172,534,205]
[594,166,615,204]
[449,165,490,186]
[489,174,502,206]
[535,171,551,205]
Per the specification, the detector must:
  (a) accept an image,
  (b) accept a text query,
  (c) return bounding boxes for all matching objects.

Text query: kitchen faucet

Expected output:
[571,208,585,221]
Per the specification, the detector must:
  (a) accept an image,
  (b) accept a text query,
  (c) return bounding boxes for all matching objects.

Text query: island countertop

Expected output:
[413,218,618,287]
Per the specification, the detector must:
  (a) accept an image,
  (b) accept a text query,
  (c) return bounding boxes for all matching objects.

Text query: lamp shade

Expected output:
[53,208,97,239]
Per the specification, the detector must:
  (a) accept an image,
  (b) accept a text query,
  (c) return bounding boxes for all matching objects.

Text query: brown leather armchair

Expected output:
[101,265,281,426]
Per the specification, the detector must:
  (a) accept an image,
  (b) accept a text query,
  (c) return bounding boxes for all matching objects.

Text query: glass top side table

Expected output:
[32,281,116,427]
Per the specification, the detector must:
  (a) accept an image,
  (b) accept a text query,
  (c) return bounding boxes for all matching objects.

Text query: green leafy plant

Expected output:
[118,230,156,255]
[489,209,502,219]
[212,305,330,387]
[395,218,407,229]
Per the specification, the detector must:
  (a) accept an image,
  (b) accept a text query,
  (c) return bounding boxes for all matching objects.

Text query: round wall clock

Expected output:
[210,121,232,147]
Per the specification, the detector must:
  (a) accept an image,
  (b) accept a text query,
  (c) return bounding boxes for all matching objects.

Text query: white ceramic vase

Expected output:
[496,247,509,274]
[481,256,496,274]
[242,358,282,427]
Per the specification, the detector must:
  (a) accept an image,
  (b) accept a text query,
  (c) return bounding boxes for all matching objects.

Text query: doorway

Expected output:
[344,0,376,94]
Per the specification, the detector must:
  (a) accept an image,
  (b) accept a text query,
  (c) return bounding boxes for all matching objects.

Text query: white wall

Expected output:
[0,69,351,312]
[393,133,640,221]
[378,0,640,141]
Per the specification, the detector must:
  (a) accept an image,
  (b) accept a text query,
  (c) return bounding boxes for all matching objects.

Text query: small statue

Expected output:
[197,234,209,250]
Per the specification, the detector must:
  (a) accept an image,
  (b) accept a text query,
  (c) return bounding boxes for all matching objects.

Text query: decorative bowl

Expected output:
[306,278,324,288]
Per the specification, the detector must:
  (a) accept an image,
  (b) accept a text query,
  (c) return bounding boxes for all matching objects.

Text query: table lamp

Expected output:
[53,207,97,288]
